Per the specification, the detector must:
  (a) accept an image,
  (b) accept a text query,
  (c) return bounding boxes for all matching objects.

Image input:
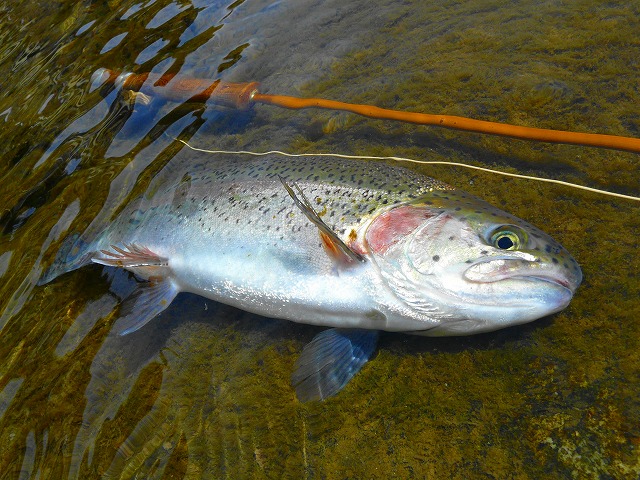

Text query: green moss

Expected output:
[0,0,638,478]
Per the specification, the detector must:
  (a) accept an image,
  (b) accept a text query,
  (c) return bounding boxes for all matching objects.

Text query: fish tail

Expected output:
[38,233,94,285]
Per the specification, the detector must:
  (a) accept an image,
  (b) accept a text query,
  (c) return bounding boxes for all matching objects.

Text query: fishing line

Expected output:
[177,139,640,202]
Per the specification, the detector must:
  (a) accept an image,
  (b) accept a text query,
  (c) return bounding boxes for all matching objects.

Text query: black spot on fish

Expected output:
[433,255,440,262]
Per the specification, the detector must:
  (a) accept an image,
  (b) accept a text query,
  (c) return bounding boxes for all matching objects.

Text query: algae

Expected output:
[0,0,638,478]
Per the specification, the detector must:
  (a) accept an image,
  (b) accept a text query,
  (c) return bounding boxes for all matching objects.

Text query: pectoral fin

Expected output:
[279,176,365,265]
[291,328,379,402]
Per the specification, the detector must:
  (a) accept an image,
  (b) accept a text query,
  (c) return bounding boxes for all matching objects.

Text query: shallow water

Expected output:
[1,0,639,478]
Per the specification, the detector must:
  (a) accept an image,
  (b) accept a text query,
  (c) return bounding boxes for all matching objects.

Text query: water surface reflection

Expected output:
[0,0,639,478]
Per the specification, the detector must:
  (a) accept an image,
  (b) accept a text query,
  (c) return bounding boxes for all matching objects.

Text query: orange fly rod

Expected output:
[92,68,640,154]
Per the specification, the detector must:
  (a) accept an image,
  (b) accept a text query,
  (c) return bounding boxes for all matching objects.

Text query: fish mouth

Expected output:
[461,258,576,314]
[463,257,574,292]
[523,274,571,290]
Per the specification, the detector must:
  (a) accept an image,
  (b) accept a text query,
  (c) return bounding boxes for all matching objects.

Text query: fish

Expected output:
[40,153,582,401]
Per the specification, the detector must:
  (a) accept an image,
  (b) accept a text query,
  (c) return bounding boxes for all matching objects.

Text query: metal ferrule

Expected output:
[114,72,134,91]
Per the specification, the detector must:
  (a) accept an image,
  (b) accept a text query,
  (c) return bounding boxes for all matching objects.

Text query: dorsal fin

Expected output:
[279,176,365,265]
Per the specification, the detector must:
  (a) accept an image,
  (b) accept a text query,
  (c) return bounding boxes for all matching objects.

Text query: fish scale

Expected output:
[161,155,451,229]
[40,152,581,401]
[95,156,449,256]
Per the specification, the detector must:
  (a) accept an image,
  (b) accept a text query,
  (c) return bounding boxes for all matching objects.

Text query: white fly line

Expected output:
[176,139,640,203]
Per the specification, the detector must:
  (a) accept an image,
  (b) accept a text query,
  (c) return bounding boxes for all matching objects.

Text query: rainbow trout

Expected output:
[41,154,582,401]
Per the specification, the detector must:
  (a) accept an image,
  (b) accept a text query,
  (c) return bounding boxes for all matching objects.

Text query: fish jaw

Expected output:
[427,257,576,335]
[462,252,578,296]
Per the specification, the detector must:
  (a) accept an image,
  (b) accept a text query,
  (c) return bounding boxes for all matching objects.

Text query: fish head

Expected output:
[362,189,582,335]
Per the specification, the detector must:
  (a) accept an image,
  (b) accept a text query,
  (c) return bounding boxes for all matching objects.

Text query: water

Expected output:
[1,0,639,478]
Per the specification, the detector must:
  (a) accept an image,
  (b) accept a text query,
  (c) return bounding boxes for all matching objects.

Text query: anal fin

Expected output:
[93,244,178,335]
[114,278,179,335]
[291,328,379,402]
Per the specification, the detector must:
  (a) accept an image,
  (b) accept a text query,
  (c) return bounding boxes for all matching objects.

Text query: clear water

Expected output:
[0,0,639,478]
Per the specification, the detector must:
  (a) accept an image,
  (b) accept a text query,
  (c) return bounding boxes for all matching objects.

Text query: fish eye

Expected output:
[490,228,522,250]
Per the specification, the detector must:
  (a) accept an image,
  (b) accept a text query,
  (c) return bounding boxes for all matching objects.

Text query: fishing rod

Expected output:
[92,68,640,154]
